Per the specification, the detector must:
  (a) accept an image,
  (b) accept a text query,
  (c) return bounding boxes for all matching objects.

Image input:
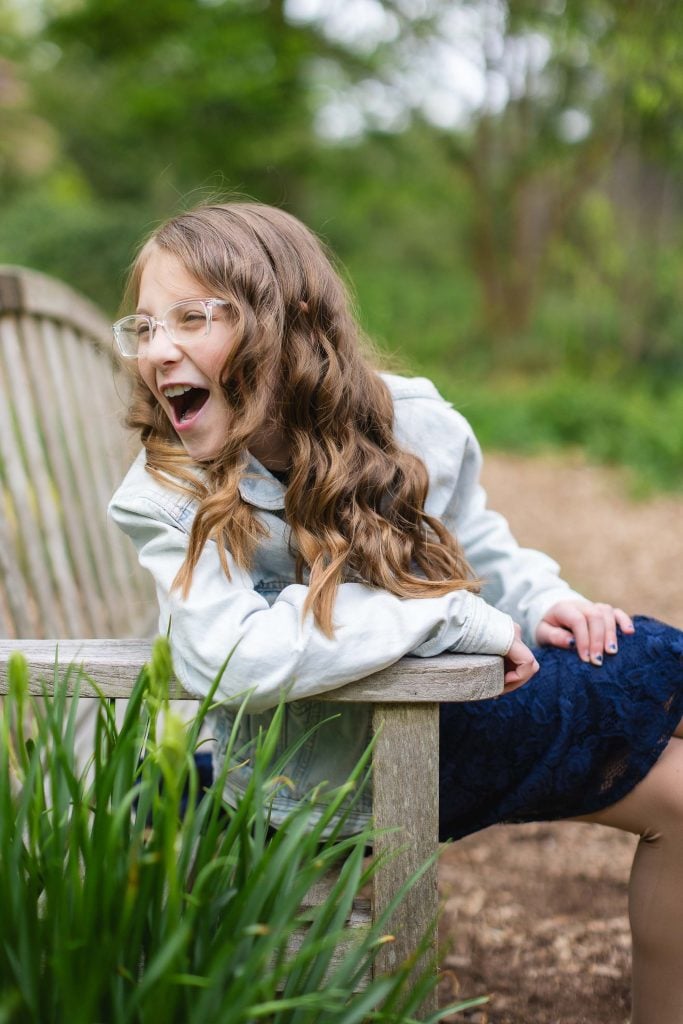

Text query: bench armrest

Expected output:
[0,638,503,702]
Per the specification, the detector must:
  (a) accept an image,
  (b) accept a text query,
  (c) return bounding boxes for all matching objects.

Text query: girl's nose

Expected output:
[143,323,183,366]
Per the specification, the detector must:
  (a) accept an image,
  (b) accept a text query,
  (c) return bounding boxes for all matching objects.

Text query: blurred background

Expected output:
[1,0,682,491]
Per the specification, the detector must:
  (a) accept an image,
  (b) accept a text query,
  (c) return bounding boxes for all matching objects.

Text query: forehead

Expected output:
[136,246,210,312]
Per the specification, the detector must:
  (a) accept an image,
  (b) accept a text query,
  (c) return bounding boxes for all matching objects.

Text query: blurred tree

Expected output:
[0,1,57,196]
[299,0,681,354]
[1,0,682,378]
[423,0,683,344]
[29,0,323,205]
[0,0,387,308]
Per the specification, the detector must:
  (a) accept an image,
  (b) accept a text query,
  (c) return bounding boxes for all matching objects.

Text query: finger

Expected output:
[535,623,576,650]
[594,603,619,656]
[504,657,539,689]
[559,607,591,663]
[585,606,606,665]
[603,607,635,655]
[504,672,529,692]
[615,608,635,634]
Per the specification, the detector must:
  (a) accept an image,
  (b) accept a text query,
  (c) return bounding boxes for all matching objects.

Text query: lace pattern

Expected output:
[439,616,683,841]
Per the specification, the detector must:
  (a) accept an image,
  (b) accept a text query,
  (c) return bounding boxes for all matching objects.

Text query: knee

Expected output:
[637,742,683,845]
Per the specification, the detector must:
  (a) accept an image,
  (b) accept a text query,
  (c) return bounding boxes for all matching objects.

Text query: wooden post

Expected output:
[372,702,440,1019]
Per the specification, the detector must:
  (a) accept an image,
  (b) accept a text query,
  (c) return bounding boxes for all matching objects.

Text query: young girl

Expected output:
[109,201,683,1024]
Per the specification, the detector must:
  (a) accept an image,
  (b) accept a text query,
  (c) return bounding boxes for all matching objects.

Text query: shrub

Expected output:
[0,640,484,1023]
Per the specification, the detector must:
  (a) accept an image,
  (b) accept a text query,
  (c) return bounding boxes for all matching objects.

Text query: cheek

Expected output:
[138,359,158,397]
[205,329,238,382]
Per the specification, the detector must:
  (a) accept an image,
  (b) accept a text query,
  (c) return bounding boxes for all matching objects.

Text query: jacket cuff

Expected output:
[465,602,516,656]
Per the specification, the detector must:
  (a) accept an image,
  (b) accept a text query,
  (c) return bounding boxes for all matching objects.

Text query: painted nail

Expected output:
[567,637,576,648]
[592,653,603,666]
[608,643,618,653]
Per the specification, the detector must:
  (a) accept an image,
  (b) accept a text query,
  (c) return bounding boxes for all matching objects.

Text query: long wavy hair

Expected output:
[122,202,477,635]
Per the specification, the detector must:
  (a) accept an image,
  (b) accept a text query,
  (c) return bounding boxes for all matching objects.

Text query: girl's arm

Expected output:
[424,401,633,659]
[109,488,517,711]
[399,393,586,648]
[447,426,586,644]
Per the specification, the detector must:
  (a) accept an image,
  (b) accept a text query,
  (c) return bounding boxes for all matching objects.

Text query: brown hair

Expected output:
[123,202,476,634]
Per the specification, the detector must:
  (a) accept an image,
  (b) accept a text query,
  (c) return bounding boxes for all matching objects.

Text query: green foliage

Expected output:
[30,0,320,204]
[1,0,683,487]
[0,640,484,1023]
[438,373,683,495]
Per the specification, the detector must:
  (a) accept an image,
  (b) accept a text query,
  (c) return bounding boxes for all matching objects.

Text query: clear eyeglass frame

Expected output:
[112,297,229,359]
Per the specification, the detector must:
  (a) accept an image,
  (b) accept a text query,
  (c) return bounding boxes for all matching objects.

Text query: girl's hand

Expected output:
[536,599,635,666]
[504,624,540,691]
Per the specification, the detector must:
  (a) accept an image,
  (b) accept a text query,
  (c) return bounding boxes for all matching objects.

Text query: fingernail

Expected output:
[582,651,590,662]
[592,653,603,666]
[608,643,618,653]
[567,637,576,648]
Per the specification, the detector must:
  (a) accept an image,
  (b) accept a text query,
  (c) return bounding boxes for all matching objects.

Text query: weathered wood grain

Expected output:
[0,638,503,702]
[0,266,155,640]
[0,265,112,347]
[372,703,440,1018]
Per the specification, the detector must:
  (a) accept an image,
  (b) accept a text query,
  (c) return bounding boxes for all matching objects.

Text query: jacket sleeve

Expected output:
[109,492,515,712]
[442,414,586,646]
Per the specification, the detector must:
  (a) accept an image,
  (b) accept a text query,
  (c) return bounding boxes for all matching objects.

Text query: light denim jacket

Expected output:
[109,374,583,832]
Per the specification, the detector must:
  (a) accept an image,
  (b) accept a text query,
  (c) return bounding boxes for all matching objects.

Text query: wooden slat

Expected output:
[0,321,65,635]
[286,871,372,989]
[15,315,153,638]
[1,315,86,635]
[19,315,111,635]
[85,351,158,625]
[0,505,37,636]
[284,909,372,991]
[62,324,141,634]
[0,639,503,701]
[39,319,120,631]
[78,335,151,629]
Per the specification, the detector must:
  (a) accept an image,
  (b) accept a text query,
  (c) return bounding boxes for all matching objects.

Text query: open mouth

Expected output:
[165,386,210,425]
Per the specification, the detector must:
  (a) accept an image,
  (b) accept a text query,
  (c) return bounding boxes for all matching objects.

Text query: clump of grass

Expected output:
[0,640,485,1023]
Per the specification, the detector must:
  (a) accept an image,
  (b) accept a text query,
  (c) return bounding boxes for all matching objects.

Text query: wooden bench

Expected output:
[0,266,504,1017]
[0,264,154,638]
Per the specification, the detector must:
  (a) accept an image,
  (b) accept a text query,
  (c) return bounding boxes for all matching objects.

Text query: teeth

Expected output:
[163,384,193,398]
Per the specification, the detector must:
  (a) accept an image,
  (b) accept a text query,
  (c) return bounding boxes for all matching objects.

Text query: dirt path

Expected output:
[437,452,683,1024]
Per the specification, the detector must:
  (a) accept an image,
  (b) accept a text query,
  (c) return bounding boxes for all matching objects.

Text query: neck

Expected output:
[249,427,290,473]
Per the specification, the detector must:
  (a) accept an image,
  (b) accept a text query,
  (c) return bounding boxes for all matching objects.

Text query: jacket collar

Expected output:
[238,451,287,511]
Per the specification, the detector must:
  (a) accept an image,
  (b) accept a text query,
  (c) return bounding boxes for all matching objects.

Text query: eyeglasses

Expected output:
[112,298,229,359]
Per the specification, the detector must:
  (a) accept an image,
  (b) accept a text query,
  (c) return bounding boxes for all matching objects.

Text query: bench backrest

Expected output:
[0,266,154,639]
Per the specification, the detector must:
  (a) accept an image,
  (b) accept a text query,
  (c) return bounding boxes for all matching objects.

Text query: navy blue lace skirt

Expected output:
[439,616,683,841]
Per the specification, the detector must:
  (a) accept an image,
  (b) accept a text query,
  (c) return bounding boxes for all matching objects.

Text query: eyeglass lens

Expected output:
[116,300,212,355]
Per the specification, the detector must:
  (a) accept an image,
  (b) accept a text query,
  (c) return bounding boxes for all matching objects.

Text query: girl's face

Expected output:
[137,246,236,461]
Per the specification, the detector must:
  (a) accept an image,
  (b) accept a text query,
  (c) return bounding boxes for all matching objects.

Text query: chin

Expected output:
[179,439,220,462]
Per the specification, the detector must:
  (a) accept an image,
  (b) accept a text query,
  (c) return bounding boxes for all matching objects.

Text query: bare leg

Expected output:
[576,734,683,1024]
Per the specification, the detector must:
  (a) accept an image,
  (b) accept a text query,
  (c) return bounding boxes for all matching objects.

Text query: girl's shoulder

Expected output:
[380,372,475,452]
[380,371,443,402]
[379,373,482,502]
